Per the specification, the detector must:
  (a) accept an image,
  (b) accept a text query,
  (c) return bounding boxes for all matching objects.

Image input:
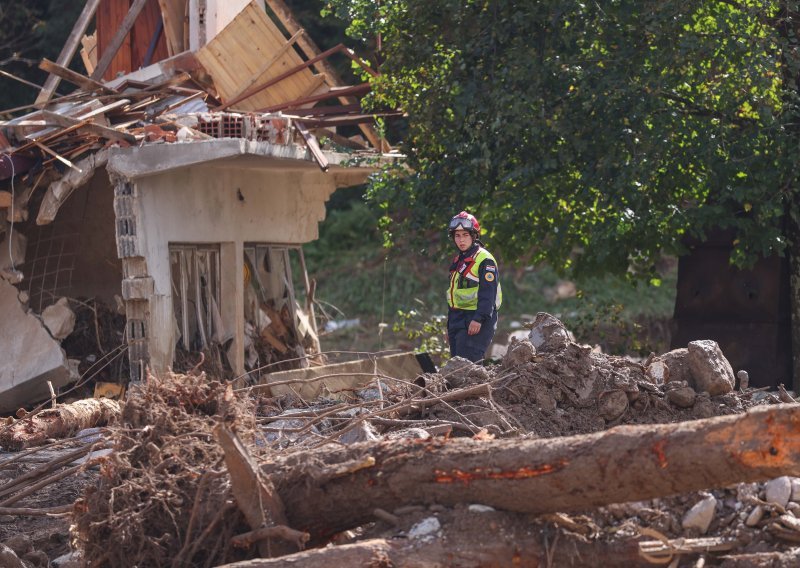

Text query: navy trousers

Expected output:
[447,309,498,363]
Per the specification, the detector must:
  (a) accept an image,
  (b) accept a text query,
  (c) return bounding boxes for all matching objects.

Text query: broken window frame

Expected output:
[169,243,221,352]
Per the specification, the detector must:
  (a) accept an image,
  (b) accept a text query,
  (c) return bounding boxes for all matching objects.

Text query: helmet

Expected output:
[448,211,481,237]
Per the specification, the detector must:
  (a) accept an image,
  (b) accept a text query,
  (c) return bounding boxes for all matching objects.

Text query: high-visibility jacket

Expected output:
[447,246,502,311]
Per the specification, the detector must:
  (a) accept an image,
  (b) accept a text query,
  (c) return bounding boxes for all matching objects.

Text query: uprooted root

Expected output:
[72,371,260,568]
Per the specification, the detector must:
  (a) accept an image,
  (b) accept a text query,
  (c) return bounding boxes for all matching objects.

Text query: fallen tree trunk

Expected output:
[261,404,800,540]
[0,398,120,451]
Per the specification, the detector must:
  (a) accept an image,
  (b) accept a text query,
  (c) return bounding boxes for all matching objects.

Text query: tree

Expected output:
[0,0,88,114]
[323,0,800,377]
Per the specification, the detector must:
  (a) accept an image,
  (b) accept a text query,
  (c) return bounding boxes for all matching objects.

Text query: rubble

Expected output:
[2,313,800,566]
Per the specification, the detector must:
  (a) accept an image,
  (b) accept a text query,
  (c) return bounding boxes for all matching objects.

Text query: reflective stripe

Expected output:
[447,247,502,310]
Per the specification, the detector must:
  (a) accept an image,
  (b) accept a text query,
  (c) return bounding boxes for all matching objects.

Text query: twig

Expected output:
[230,525,310,550]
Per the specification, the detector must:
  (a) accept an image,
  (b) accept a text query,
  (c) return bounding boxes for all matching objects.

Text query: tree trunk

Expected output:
[261,404,800,540]
[0,398,120,451]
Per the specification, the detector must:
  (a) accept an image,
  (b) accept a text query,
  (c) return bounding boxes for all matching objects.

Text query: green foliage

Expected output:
[0,1,87,114]
[392,305,449,364]
[324,0,800,279]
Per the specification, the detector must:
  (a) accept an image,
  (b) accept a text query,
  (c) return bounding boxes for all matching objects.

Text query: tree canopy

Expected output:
[325,0,799,280]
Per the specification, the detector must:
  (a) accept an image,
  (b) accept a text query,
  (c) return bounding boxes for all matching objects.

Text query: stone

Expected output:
[745,505,765,527]
[51,551,82,568]
[1,535,31,556]
[737,370,750,390]
[682,494,717,534]
[645,359,669,385]
[338,421,380,445]
[665,383,696,408]
[22,550,49,567]
[0,230,26,271]
[440,357,490,389]
[468,504,496,513]
[527,312,570,353]
[765,476,793,508]
[790,477,800,502]
[661,348,692,385]
[0,544,25,568]
[408,516,441,540]
[502,337,536,368]
[598,390,628,422]
[686,340,735,396]
[41,297,76,340]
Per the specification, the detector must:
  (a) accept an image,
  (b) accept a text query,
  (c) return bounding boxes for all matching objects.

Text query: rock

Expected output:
[468,504,496,513]
[440,357,490,389]
[691,394,717,419]
[745,505,765,527]
[338,420,381,444]
[2,535,31,556]
[0,544,25,568]
[790,477,800,502]
[527,313,570,352]
[687,340,735,395]
[41,297,76,340]
[598,390,628,422]
[665,382,696,408]
[737,370,750,390]
[386,428,430,440]
[51,551,82,568]
[682,494,717,534]
[645,359,669,385]
[502,338,536,368]
[22,550,49,567]
[765,476,793,508]
[661,348,692,385]
[408,516,441,540]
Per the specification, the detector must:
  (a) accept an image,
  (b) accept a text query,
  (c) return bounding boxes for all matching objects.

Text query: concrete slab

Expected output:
[0,279,71,414]
[262,352,428,401]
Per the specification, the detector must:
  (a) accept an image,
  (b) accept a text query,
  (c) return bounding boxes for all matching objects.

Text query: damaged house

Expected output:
[0,0,398,413]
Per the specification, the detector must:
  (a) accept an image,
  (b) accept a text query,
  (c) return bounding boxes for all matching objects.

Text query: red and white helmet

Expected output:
[448,211,481,237]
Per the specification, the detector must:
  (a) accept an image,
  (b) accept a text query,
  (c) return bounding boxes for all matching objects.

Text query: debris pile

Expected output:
[1,313,799,566]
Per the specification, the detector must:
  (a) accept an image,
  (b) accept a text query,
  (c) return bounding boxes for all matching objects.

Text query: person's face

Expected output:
[453,229,474,252]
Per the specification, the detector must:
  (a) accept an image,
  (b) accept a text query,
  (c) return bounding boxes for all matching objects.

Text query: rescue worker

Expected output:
[446,211,502,362]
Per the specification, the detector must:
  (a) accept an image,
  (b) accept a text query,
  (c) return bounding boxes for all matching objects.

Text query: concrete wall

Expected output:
[132,159,336,374]
[22,170,122,311]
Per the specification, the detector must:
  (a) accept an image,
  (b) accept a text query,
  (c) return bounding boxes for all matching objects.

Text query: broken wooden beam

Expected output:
[294,121,329,172]
[0,398,121,451]
[258,404,800,540]
[215,424,299,557]
[40,110,136,144]
[38,59,114,95]
[35,0,102,105]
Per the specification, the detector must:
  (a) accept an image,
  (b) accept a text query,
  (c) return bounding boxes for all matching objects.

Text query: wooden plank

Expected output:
[295,121,329,172]
[158,0,186,56]
[219,44,342,111]
[264,0,386,150]
[38,59,115,94]
[40,110,136,144]
[260,83,370,113]
[80,32,98,76]
[32,141,82,173]
[195,2,321,111]
[35,0,101,106]
[92,0,150,81]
